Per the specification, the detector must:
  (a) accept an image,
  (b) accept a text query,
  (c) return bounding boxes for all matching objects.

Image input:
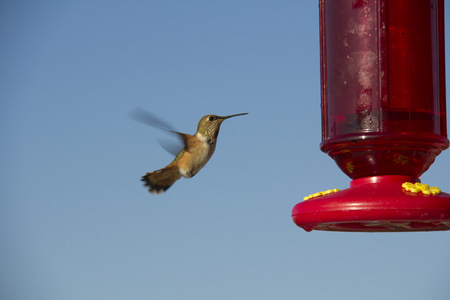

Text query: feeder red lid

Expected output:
[292,175,450,232]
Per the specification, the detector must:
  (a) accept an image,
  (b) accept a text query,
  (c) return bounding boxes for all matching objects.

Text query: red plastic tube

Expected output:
[320,0,448,179]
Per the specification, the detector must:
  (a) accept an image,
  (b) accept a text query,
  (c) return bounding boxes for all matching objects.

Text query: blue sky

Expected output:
[1,1,450,299]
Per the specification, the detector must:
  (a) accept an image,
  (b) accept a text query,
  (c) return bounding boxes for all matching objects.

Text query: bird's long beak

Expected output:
[221,113,249,120]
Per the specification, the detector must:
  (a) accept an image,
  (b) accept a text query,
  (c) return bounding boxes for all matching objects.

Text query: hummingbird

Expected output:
[131,109,248,194]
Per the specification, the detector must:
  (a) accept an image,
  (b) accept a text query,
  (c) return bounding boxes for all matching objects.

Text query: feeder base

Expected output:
[292,175,450,232]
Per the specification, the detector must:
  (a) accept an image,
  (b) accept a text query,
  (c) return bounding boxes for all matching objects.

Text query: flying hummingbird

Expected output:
[131,109,248,194]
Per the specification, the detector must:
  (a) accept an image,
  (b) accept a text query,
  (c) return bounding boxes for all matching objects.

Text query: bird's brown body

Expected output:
[140,113,248,194]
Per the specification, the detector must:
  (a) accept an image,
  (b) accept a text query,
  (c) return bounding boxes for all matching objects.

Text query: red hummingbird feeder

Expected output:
[292,0,450,232]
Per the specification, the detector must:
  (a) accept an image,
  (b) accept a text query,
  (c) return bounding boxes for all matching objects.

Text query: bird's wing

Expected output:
[130,107,189,156]
[129,108,176,132]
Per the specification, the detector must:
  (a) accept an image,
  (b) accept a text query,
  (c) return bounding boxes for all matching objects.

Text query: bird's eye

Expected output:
[208,116,215,121]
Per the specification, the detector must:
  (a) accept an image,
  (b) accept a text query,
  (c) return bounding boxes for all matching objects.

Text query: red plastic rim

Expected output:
[292,175,450,232]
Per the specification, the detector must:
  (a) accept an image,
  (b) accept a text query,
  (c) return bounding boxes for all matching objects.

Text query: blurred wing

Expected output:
[130,107,189,156]
[157,137,184,157]
[129,107,176,132]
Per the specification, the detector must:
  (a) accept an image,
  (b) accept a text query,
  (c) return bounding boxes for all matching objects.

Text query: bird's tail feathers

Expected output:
[141,165,181,194]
